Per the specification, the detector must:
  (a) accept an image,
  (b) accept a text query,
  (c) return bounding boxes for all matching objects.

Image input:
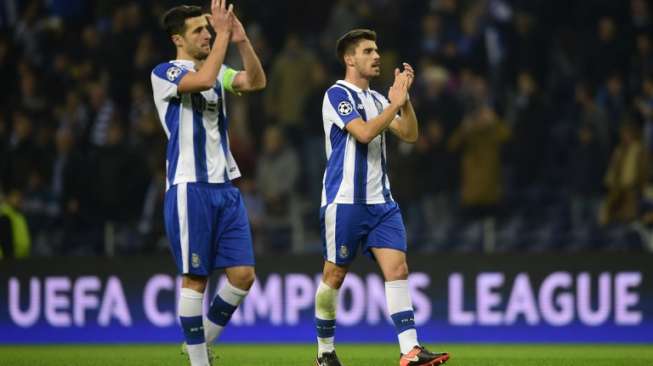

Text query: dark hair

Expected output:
[335,29,377,65]
[161,5,204,36]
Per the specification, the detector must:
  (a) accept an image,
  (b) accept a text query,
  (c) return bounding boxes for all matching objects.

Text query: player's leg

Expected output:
[316,203,363,366]
[371,248,418,350]
[316,260,348,361]
[204,184,256,344]
[164,182,214,366]
[203,265,254,343]
[366,203,449,366]
[180,275,212,366]
[373,248,449,365]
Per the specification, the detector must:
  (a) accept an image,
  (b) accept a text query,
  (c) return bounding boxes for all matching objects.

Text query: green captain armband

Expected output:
[221,67,241,95]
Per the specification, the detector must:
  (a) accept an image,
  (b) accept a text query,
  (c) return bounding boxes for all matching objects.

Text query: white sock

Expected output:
[204,281,248,344]
[385,280,420,354]
[179,288,209,366]
[186,344,209,366]
[315,281,338,356]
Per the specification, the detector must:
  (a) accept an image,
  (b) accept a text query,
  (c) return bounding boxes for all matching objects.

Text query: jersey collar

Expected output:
[171,59,196,70]
[337,79,369,93]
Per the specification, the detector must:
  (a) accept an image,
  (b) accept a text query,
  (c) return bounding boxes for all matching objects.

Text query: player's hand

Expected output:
[209,0,234,36]
[230,14,247,43]
[401,62,415,90]
[388,68,409,107]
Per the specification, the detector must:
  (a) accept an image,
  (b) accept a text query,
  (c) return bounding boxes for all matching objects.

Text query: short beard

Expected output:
[360,68,378,79]
[195,51,209,60]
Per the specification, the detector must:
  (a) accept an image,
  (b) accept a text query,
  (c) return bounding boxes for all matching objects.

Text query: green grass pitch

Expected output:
[0,344,652,365]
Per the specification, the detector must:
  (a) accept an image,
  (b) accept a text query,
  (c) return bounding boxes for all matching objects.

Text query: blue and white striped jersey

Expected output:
[321,80,395,206]
[151,60,240,190]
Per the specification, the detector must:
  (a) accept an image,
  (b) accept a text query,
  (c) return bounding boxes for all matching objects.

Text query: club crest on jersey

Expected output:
[191,253,200,268]
[166,66,182,81]
[339,245,349,258]
[338,101,353,116]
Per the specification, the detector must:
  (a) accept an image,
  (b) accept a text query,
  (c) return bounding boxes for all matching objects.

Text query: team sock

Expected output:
[385,279,420,354]
[315,281,338,356]
[204,281,249,344]
[179,288,209,366]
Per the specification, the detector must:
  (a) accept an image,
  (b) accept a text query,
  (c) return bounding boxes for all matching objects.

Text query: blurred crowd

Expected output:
[3,0,653,258]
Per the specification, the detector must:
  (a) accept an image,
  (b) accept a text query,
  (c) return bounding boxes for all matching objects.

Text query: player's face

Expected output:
[181,16,212,60]
[352,40,381,78]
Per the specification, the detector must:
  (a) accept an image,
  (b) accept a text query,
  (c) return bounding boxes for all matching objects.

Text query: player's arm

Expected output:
[387,99,418,143]
[229,15,266,92]
[178,0,233,93]
[345,71,409,144]
[345,105,402,144]
[388,63,418,143]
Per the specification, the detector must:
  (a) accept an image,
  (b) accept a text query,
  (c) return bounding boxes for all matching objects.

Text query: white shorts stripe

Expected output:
[325,204,337,262]
[177,183,189,273]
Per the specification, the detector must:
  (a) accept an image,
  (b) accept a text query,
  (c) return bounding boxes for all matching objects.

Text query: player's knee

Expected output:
[323,267,347,289]
[233,268,256,290]
[242,270,256,290]
[182,274,208,293]
[386,262,409,281]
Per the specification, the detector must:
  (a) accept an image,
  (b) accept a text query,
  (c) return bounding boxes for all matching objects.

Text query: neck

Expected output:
[344,69,370,90]
[176,51,202,69]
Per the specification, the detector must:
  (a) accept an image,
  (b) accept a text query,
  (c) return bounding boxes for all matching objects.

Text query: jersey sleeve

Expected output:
[218,64,241,95]
[323,86,361,129]
[151,62,190,101]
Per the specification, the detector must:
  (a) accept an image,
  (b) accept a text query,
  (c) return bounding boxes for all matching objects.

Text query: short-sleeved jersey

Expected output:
[321,80,394,206]
[151,60,241,190]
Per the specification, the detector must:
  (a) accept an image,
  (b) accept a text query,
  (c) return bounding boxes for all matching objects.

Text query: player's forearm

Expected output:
[198,33,232,87]
[397,100,418,143]
[360,103,401,143]
[237,38,267,90]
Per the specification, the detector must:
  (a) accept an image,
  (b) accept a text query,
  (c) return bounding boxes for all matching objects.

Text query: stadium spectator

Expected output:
[0,112,8,192]
[600,123,649,225]
[416,119,458,238]
[256,126,299,252]
[575,82,612,161]
[4,110,41,191]
[0,35,17,107]
[629,33,653,94]
[505,12,546,84]
[448,104,511,218]
[87,81,117,148]
[0,189,31,259]
[635,76,653,152]
[48,128,90,252]
[596,73,627,137]
[629,0,653,35]
[506,71,549,191]
[301,61,330,201]
[90,122,148,226]
[264,34,318,146]
[583,17,625,87]
[455,11,487,75]
[569,124,604,229]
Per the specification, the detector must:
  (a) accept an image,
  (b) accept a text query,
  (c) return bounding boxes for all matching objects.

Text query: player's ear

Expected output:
[171,34,185,48]
[344,53,355,67]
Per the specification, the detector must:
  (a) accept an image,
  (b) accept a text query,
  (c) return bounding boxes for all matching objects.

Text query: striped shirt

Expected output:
[321,80,394,206]
[151,60,240,190]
